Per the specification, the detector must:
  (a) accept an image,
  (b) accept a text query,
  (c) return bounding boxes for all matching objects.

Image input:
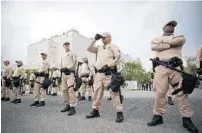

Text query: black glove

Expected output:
[95,34,104,40]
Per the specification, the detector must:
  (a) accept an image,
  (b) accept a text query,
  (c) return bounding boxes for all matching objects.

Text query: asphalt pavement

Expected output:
[1,89,202,133]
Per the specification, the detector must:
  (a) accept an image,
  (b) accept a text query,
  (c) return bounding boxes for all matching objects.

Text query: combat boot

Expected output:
[68,107,76,116]
[86,109,100,119]
[79,96,86,101]
[61,104,70,112]
[36,101,45,107]
[14,99,21,104]
[183,117,198,133]
[107,97,112,100]
[168,97,174,105]
[1,97,6,101]
[88,96,92,101]
[77,92,81,99]
[52,93,57,96]
[11,99,18,103]
[147,115,163,126]
[116,112,124,123]
[29,92,33,94]
[30,101,39,106]
[4,98,10,101]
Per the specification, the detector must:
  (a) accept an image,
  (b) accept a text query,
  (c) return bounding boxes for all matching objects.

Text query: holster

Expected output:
[41,78,52,89]
[74,77,82,91]
[5,78,12,87]
[107,72,125,92]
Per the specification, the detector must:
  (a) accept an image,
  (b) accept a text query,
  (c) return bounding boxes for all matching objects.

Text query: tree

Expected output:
[121,59,152,83]
[184,56,197,75]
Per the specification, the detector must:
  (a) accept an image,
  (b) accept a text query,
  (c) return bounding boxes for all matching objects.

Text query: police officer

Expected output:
[1,60,12,101]
[30,52,50,107]
[11,60,25,104]
[60,42,77,116]
[147,20,198,133]
[29,72,36,94]
[47,70,53,95]
[85,32,124,123]
[78,57,93,101]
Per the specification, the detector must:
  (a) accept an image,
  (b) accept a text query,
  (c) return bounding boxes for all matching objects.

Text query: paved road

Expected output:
[1,89,202,133]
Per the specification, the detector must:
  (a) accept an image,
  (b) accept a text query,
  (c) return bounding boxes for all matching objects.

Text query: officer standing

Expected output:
[85,32,124,123]
[147,20,198,133]
[11,60,25,104]
[30,52,50,107]
[60,42,77,116]
[1,60,12,101]
[29,72,36,94]
[78,57,93,101]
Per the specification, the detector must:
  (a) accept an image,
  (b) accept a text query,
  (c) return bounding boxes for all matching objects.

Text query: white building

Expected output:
[27,29,131,69]
[27,29,96,69]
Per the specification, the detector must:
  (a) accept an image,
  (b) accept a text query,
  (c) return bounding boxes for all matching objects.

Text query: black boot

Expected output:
[88,96,92,101]
[1,97,6,101]
[116,112,124,123]
[30,101,39,106]
[107,97,112,100]
[61,104,70,112]
[14,99,21,104]
[168,97,174,105]
[86,109,100,119]
[4,98,10,101]
[147,115,163,126]
[11,99,18,103]
[52,93,57,96]
[36,101,45,107]
[68,107,76,116]
[183,117,198,133]
[78,96,86,101]
[29,92,33,94]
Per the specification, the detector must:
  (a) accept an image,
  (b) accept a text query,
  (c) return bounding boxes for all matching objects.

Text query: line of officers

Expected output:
[1,20,202,133]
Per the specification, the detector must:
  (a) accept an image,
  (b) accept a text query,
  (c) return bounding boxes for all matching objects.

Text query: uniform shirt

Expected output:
[196,45,202,68]
[52,70,61,78]
[2,65,12,78]
[87,40,121,70]
[79,63,91,76]
[29,73,36,81]
[12,66,25,78]
[61,51,77,70]
[38,59,50,73]
[151,35,186,60]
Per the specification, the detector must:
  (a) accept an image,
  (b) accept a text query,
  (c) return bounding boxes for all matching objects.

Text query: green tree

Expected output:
[184,56,197,75]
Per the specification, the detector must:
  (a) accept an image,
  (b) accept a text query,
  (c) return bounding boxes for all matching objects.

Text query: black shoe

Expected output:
[68,107,76,116]
[29,92,33,94]
[86,109,100,119]
[183,117,198,133]
[88,96,92,101]
[78,96,86,101]
[77,92,81,99]
[4,98,10,101]
[52,93,57,96]
[36,101,45,107]
[147,115,163,126]
[30,101,39,106]
[1,97,6,101]
[107,97,112,100]
[116,112,124,123]
[14,99,21,104]
[11,99,17,103]
[168,97,174,105]
[61,104,70,112]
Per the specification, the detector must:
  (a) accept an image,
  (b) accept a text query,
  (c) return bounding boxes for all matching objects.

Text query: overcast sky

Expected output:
[1,1,202,70]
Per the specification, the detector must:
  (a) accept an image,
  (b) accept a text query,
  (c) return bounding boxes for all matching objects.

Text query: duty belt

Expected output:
[39,72,46,77]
